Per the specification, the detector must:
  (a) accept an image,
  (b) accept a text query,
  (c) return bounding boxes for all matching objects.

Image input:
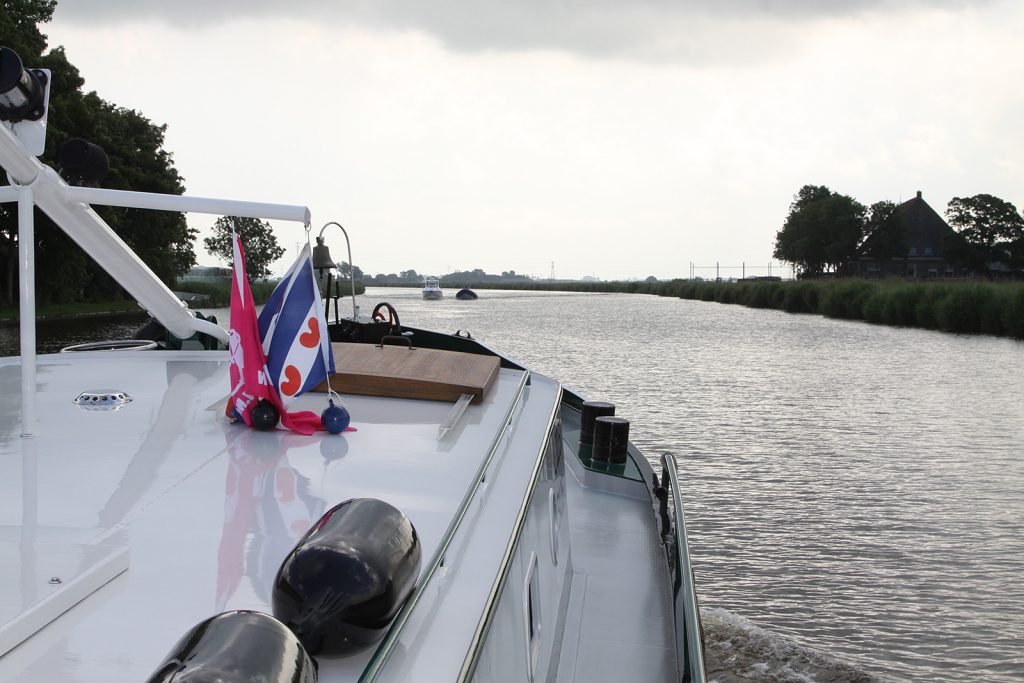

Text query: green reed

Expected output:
[672,279,1024,338]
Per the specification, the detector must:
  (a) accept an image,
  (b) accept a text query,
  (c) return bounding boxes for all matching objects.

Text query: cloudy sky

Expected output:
[40,0,1024,280]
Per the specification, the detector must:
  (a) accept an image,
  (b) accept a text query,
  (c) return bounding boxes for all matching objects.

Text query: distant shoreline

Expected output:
[400,278,1024,339]
[5,278,1020,339]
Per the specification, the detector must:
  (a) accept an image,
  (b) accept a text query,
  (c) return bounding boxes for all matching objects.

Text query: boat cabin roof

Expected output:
[0,350,561,682]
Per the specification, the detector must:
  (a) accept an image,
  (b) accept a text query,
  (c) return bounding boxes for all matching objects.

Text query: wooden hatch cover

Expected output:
[310,342,501,403]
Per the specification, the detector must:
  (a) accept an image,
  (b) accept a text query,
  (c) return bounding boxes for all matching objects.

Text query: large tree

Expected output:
[337,261,364,281]
[203,216,285,280]
[946,194,1024,268]
[861,200,906,262]
[773,185,866,276]
[0,0,196,304]
[0,0,55,59]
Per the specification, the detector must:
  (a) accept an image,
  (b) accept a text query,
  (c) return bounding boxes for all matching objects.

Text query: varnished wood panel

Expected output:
[310,342,501,403]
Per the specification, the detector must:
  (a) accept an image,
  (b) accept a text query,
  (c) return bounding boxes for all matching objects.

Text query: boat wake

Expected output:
[701,608,883,683]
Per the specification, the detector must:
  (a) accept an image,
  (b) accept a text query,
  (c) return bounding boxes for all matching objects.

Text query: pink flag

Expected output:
[226,230,322,435]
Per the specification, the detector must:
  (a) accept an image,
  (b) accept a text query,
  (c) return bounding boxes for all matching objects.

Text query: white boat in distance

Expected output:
[0,45,705,683]
[422,277,443,300]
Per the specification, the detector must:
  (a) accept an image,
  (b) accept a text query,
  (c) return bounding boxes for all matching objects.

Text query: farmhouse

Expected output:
[852,191,972,278]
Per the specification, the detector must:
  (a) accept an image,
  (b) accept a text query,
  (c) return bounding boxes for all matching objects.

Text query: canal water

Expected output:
[3,287,1022,682]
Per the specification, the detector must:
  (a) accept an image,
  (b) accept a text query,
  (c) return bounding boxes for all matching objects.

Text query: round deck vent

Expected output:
[74,390,132,412]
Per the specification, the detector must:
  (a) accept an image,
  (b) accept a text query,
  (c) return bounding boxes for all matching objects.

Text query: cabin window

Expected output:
[523,552,541,680]
[924,247,933,256]
[548,488,560,566]
[908,247,918,256]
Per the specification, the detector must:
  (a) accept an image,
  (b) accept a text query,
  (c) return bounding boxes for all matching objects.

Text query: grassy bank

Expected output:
[0,283,277,321]
[1,279,366,322]
[669,279,1024,338]
[0,299,146,321]
[173,280,281,307]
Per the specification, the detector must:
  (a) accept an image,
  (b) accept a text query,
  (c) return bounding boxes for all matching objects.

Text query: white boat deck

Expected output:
[556,443,677,682]
[0,351,548,682]
[0,349,679,682]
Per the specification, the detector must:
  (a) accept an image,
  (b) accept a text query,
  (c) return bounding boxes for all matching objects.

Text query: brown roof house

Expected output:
[851,191,975,278]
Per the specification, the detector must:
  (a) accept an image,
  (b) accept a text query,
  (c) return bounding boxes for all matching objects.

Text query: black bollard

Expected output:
[592,416,630,465]
[580,401,615,446]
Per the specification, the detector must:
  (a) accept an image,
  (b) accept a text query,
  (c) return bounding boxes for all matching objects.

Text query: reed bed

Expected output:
[669,279,1024,338]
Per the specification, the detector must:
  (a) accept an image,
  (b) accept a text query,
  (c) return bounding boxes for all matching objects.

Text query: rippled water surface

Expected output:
[5,287,1023,681]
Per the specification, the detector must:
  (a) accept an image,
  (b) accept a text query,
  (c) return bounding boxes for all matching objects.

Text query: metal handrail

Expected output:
[661,452,707,683]
[455,397,564,682]
[358,369,531,682]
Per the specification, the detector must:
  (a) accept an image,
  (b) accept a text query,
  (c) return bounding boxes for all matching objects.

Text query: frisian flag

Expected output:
[226,230,322,435]
[258,242,336,406]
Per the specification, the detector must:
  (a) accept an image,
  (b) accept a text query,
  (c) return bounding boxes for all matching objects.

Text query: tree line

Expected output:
[362,268,533,286]
[773,184,1024,277]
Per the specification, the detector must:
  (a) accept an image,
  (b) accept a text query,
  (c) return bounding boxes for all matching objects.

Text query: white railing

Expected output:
[0,121,311,436]
[661,451,707,683]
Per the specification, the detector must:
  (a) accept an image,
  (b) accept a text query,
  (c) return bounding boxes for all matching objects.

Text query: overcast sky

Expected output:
[41,0,1024,280]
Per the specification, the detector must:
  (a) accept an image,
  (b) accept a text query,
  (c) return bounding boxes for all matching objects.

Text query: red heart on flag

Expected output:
[281,365,302,396]
[299,318,320,348]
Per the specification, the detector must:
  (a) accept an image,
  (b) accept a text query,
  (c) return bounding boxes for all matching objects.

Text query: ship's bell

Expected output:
[312,237,336,272]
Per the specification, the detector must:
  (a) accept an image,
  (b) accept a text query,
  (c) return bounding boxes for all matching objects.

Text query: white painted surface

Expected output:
[0,348,681,682]
[0,543,128,658]
[63,186,311,225]
[17,185,35,436]
[364,375,563,683]
[556,458,677,682]
[0,351,556,681]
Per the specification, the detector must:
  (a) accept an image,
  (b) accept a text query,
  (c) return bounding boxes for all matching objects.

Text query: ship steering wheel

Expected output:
[371,302,401,336]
